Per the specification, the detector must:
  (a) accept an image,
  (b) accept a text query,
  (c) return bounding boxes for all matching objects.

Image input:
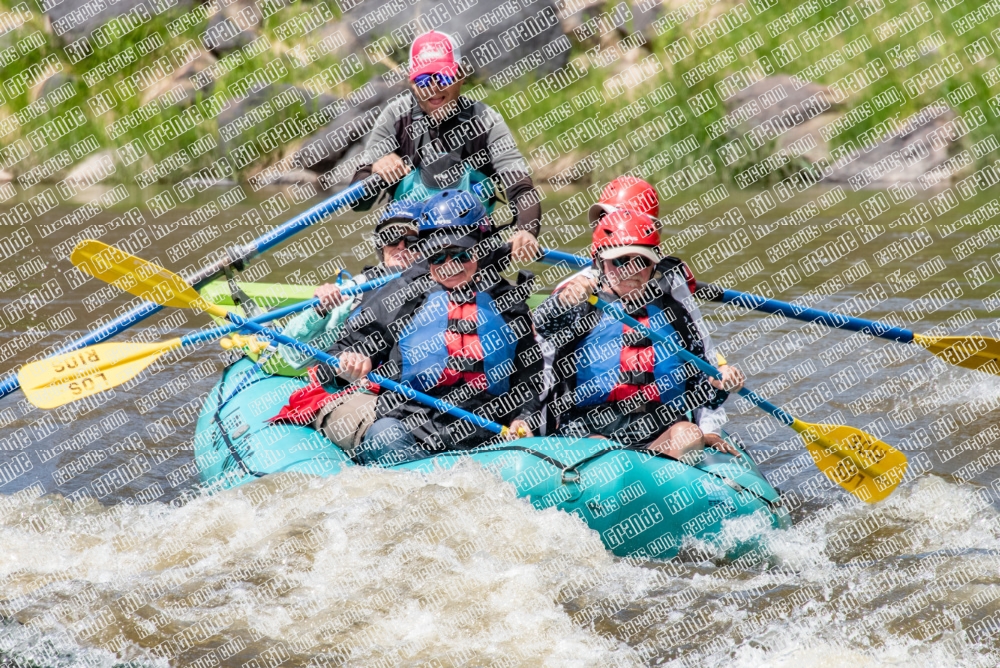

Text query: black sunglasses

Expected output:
[606,255,651,269]
[428,249,474,265]
[376,225,417,248]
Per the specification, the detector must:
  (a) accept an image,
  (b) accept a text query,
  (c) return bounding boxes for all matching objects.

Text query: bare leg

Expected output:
[646,421,705,463]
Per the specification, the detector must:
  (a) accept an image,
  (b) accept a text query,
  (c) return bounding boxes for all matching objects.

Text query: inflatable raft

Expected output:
[194,282,790,558]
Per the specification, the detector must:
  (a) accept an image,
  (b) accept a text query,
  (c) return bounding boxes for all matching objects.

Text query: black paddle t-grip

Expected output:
[365,173,389,197]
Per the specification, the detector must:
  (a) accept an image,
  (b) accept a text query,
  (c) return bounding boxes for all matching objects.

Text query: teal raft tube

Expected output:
[194,358,791,559]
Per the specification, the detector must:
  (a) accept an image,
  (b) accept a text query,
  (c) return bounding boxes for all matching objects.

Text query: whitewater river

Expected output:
[1,184,999,667]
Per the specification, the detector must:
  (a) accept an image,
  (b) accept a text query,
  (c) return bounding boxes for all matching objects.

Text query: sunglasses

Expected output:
[606,255,652,269]
[376,224,417,248]
[428,249,474,265]
[413,73,455,88]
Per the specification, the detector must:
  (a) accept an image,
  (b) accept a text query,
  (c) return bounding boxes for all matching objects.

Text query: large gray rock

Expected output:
[141,51,218,108]
[628,0,666,43]
[204,0,289,55]
[293,77,405,177]
[216,83,337,166]
[29,72,73,103]
[725,77,962,188]
[44,0,191,44]
[62,150,116,187]
[823,103,958,188]
[723,75,844,168]
[725,75,843,141]
[342,0,569,79]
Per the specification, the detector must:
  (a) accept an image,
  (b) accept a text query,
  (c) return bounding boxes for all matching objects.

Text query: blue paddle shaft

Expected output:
[592,297,796,427]
[223,312,505,436]
[182,273,399,347]
[537,252,916,343]
[0,179,380,400]
[707,284,915,344]
[541,248,590,268]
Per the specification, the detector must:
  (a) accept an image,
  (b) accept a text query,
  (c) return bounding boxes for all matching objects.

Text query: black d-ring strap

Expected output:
[223,263,262,318]
[560,445,630,484]
[212,369,265,479]
[557,443,783,513]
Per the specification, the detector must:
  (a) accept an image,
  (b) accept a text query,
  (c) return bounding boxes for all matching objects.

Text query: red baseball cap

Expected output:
[409,31,462,80]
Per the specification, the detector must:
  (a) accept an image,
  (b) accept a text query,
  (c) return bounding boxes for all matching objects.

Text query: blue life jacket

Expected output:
[574,304,686,408]
[398,289,516,396]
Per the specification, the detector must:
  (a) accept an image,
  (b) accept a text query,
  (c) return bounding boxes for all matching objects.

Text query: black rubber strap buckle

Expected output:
[445,356,483,373]
[447,318,478,334]
[223,263,262,318]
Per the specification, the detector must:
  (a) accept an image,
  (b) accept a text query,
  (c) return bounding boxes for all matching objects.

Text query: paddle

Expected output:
[0,176,387,401]
[587,295,908,503]
[695,281,1000,375]
[18,273,399,409]
[539,248,1000,374]
[55,241,517,438]
[540,247,590,268]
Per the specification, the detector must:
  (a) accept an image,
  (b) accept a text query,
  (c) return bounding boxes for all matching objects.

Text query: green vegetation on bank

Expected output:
[1,0,998,193]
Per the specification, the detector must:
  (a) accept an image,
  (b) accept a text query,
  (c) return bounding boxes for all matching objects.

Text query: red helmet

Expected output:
[588,177,659,225]
[591,209,661,264]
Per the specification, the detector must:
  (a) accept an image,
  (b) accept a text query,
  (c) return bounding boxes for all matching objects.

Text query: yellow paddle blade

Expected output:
[912,333,1000,374]
[792,419,908,503]
[71,240,229,318]
[18,339,183,409]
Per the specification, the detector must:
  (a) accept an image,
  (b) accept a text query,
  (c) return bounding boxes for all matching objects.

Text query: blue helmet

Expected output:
[375,199,423,250]
[378,199,424,229]
[418,190,492,249]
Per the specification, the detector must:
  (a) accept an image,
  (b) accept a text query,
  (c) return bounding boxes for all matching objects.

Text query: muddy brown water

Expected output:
[1,183,1000,666]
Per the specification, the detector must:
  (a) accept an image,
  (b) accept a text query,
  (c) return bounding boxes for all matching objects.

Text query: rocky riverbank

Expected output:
[0,0,995,203]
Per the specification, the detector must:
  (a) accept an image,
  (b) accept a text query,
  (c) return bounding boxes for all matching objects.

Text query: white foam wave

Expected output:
[1,464,997,667]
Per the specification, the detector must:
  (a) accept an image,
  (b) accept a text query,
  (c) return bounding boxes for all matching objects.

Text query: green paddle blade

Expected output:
[18,339,182,409]
[913,333,1000,374]
[793,419,908,503]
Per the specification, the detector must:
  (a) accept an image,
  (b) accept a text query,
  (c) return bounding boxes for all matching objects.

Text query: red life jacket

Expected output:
[270,366,375,425]
[440,299,488,391]
[680,261,697,296]
[609,315,660,403]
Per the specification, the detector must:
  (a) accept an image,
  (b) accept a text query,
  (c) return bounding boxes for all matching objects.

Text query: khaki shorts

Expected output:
[313,390,377,459]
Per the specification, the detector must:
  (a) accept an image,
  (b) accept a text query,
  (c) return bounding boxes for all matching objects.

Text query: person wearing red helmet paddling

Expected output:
[559,176,698,293]
[558,175,737,367]
[534,209,745,461]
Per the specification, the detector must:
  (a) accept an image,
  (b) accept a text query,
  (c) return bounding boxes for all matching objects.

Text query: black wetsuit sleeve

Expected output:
[319,279,412,382]
[348,98,409,210]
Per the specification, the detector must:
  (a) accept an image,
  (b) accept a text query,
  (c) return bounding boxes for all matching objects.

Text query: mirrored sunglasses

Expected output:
[413,73,455,88]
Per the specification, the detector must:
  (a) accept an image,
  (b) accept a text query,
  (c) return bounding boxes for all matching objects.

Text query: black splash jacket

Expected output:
[322,268,544,451]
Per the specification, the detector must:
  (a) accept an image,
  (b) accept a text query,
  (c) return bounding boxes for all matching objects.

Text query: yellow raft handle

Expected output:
[220,334,267,354]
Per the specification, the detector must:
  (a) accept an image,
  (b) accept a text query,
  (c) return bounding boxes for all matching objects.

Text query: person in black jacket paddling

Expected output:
[322,190,543,466]
[311,198,425,317]
[534,209,745,463]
